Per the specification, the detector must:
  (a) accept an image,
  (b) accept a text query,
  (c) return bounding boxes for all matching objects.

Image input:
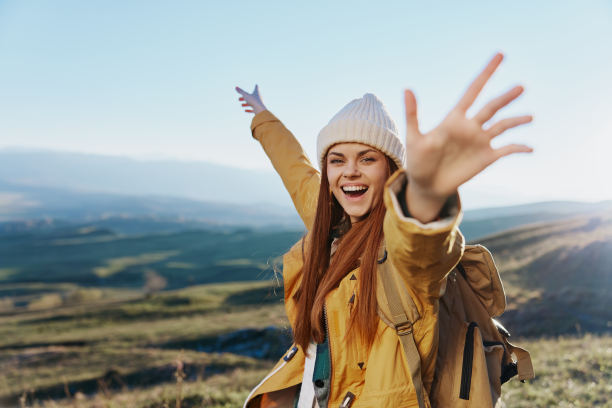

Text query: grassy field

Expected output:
[0,280,288,408]
[499,335,612,408]
[1,280,611,408]
[3,212,611,337]
[2,213,612,407]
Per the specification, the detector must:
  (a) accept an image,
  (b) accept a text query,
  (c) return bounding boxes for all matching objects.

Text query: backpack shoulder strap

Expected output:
[378,257,427,408]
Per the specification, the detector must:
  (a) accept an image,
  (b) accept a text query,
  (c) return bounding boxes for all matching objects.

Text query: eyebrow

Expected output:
[328,149,377,158]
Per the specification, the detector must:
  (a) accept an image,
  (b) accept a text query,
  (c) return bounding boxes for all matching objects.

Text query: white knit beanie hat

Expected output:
[317,93,405,169]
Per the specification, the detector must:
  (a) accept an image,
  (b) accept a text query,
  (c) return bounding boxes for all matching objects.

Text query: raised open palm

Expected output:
[404,53,533,200]
[235,85,267,115]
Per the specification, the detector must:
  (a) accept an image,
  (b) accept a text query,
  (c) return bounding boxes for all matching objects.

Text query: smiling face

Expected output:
[326,143,390,223]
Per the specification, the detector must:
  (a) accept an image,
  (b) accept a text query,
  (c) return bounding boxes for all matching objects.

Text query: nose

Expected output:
[342,161,360,178]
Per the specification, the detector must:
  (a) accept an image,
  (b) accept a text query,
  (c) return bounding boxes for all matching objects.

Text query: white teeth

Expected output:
[342,185,368,192]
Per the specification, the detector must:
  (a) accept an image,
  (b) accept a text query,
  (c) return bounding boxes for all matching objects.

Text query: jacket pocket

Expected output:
[455,322,496,407]
[459,322,478,400]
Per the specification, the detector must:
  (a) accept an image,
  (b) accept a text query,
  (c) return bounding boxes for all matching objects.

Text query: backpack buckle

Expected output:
[395,321,413,336]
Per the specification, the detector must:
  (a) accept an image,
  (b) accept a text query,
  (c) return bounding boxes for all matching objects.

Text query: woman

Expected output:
[235,53,532,408]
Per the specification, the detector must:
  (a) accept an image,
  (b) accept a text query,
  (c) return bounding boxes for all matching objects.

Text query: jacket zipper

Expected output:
[459,322,477,400]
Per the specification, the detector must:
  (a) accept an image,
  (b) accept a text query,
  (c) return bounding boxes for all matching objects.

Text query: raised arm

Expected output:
[403,53,533,223]
[235,85,321,230]
[385,52,533,299]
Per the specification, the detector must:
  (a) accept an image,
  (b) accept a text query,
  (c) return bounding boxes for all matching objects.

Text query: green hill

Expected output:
[0,227,302,285]
[479,212,612,337]
[2,210,612,339]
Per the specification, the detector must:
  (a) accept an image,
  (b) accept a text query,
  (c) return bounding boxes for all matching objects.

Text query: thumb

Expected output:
[404,89,419,137]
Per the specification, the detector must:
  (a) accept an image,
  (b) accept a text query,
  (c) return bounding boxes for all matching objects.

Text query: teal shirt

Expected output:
[293,334,331,408]
[313,336,331,407]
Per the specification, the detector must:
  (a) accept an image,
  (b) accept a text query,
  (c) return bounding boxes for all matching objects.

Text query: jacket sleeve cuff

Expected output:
[386,169,461,231]
[250,110,278,140]
[382,169,464,293]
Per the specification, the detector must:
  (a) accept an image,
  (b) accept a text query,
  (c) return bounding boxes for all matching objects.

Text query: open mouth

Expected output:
[342,185,368,198]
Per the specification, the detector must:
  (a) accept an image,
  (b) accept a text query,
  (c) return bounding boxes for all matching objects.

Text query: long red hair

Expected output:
[292,155,398,350]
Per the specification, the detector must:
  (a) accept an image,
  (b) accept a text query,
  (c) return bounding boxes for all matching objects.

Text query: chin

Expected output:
[336,197,375,223]
[345,208,370,222]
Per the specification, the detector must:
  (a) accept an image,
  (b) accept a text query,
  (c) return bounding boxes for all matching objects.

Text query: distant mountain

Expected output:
[482,212,612,336]
[0,178,302,229]
[1,148,611,238]
[463,200,612,220]
[2,174,611,239]
[0,149,291,205]
[460,201,612,241]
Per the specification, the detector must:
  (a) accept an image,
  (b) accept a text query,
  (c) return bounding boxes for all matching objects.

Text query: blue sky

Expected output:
[0,1,610,209]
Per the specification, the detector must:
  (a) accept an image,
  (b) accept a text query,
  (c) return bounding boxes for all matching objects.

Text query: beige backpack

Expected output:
[377,244,534,408]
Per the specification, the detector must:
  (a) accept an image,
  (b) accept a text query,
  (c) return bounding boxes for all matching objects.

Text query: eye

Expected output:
[361,156,376,163]
[329,158,343,164]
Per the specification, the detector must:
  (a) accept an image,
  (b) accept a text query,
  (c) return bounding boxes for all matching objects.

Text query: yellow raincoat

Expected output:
[244,111,465,408]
